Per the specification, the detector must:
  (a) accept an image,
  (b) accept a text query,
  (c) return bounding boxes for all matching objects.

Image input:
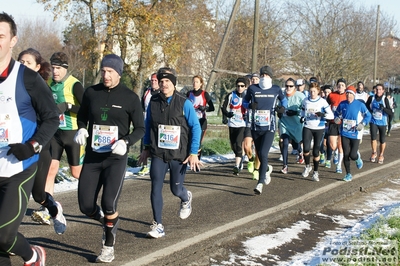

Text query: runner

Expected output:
[365,83,393,164]
[221,77,248,175]
[138,67,202,238]
[334,86,371,181]
[186,75,215,163]
[17,48,62,228]
[74,54,145,263]
[138,73,159,176]
[278,78,305,174]
[300,82,334,181]
[326,78,347,172]
[0,12,59,266]
[243,65,287,195]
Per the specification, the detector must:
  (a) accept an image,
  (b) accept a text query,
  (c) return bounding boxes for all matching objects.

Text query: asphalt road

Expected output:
[11,128,400,265]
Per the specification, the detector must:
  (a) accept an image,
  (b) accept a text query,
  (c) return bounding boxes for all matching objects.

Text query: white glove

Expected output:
[356,123,364,131]
[334,117,341,124]
[111,139,127,156]
[74,128,89,145]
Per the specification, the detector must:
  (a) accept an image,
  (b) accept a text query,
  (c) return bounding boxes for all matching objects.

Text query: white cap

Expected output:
[296,79,304,86]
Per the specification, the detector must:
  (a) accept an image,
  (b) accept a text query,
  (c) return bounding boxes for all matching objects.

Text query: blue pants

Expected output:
[150,157,189,224]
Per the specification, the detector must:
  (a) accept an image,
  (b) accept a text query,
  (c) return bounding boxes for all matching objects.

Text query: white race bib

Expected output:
[0,113,11,149]
[254,110,270,126]
[91,124,118,153]
[158,125,181,150]
[342,119,356,133]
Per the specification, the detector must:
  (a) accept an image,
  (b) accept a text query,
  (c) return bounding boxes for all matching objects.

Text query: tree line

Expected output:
[11,0,400,106]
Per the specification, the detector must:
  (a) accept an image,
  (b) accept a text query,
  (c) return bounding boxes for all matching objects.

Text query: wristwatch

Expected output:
[29,141,42,153]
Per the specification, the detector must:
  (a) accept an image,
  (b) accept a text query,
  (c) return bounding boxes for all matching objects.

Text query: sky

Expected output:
[2,0,400,33]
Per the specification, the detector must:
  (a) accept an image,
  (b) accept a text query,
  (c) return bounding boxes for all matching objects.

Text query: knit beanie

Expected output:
[259,65,273,78]
[101,54,124,76]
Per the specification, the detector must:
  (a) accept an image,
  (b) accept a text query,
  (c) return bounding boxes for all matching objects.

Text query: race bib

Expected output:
[0,114,11,149]
[91,124,118,153]
[254,110,270,126]
[373,110,383,120]
[342,119,356,133]
[59,114,66,128]
[158,124,180,150]
[232,109,243,122]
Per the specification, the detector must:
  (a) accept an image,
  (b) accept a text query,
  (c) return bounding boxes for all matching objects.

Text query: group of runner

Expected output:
[222,67,395,194]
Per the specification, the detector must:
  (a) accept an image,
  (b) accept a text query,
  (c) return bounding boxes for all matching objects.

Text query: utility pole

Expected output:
[251,0,260,73]
[373,5,380,85]
[205,0,241,92]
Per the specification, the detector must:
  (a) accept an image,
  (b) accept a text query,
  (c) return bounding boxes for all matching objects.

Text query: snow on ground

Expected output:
[215,180,400,266]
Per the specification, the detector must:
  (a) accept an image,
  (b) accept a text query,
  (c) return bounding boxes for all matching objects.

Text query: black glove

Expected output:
[197,105,207,112]
[315,112,325,117]
[286,110,298,116]
[57,102,68,113]
[222,117,228,124]
[226,112,235,118]
[249,102,258,110]
[300,117,305,123]
[7,143,35,161]
[275,106,285,114]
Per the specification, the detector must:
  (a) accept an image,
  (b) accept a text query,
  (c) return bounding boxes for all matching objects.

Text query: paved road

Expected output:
[11,128,400,265]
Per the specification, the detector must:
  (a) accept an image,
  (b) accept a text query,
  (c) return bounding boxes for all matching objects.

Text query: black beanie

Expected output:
[259,65,273,77]
[157,72,177,86]
[236,77,248,87]
[101,54,124,76]
[337,78,346,85]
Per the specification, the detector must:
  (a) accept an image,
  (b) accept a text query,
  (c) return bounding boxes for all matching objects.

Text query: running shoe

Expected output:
[138,165,150,176]
[247,160,254,173]
[252,169,259,180]
[264,165,273,185]
[179,191,192,219]
[302,165,312,178]
[24,245,46,266]
[325,160,331,168]
[297,153,304,164]
[378,155,384,164]
[387,131,391,136]
[333,152,339,165]
[370,152,377,163]
[52,201,67,235]
[319,153,325,165]
[356,153,363,169]
[31,206,51,225]
[233,166,240,176]
[281,165,288,174]
[335,167,343,174]
[147,222,165,238]
[312,171,319,182]
[278,155,283,161]
[343,173,353,182]
[254,183,263,195]
[95,245,114,263]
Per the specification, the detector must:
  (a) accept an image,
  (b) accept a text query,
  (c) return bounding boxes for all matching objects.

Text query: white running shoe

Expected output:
[179,191,192,219]
[147,222,165,238]
[31,206,51,225]
[26,245,46,266]
[254,183,263,195]
[95,245,114,263]
[52,201,67,235]
[302,166,312,178]
[312,171,320,182]
[264,165,273,185]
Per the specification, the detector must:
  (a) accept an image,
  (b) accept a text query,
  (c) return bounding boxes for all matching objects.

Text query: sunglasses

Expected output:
[237,84,246,88]
[285,85,295,88]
